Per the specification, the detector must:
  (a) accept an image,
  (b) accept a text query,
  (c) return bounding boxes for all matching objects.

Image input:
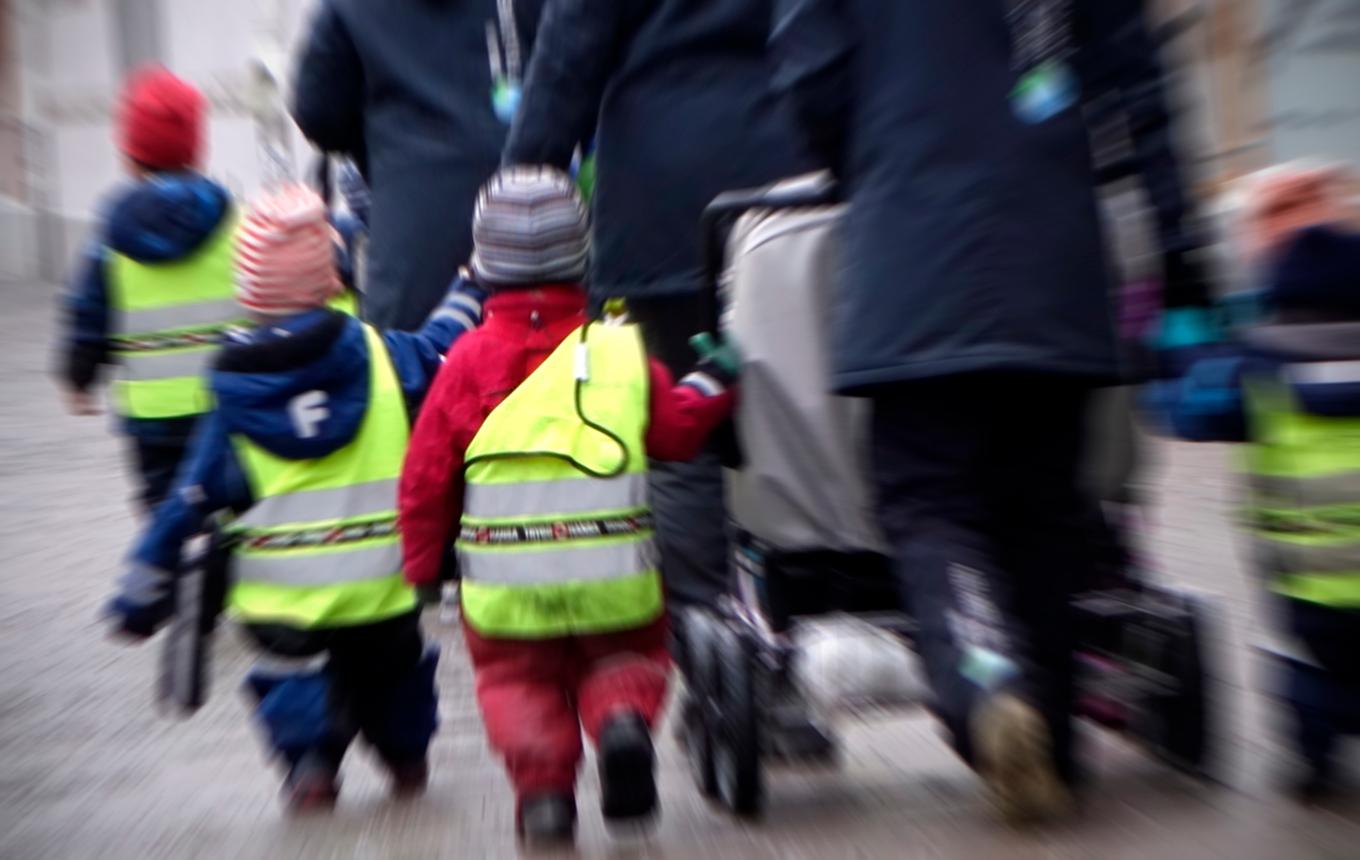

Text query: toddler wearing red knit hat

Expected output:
[57,65,240,512]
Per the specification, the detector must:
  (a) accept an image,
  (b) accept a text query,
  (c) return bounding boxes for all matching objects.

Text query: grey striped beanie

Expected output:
[470,165,590,288]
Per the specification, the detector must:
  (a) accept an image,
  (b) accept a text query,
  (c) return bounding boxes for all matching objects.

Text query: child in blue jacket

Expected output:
[1147,165,1360,800]
[58,67,241,511]
[106,185,484,813]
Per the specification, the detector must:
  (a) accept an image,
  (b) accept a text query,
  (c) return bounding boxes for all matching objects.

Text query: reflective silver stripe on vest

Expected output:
[463,472,647,521]
[233,479,400,530]
[1254,536,1360,575]
[459,537,658,585]
[234,542,402,586]
[1251,471,1360,508]
[115,299,244,335]
[119,348,216,381]
[1287,360,1360,386]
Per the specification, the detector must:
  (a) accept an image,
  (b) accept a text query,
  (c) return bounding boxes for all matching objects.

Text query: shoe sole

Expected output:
[974,694,1072,826]
[600,736,658,821]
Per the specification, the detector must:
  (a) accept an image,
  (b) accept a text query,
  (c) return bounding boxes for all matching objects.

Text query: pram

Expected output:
[679,175,1217,817]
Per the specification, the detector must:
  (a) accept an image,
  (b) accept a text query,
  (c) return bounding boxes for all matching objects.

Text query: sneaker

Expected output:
[971,692,1073,826]
[518,793,576,847]
[283,758,340,816]
[387,758,429,799]
[598,711,658,822]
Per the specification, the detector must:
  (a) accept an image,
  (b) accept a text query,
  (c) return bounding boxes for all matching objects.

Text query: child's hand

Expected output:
[63,388,101,416]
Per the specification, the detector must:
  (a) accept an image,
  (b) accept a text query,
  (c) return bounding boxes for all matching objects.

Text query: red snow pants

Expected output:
[463,615,670,800]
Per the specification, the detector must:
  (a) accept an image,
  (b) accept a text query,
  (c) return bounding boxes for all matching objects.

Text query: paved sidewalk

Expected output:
[2,279,1358,858]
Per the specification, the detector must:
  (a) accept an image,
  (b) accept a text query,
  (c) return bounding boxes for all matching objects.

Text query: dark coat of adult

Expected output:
[504,0,816,299]
[772,0,1123,393]
[293,0,545,330]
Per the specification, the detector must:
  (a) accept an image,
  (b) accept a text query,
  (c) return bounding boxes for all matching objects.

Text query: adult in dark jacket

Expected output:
[503,0,816,637]
[292,0,544,331]
[772,0,1134,824]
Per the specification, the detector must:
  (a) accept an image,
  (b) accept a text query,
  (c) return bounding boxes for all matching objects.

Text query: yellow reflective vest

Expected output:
[223,324,417,629]
[1245,382,1360,609]
[458,323,664,638]
[107,219,245,420]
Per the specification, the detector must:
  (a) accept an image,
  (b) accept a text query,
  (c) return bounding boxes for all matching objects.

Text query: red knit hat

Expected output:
[235,184,342,316]
[116,66,205,171]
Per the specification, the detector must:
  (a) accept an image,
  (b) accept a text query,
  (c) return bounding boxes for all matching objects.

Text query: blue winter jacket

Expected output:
[59,172,233,439]
[126,286,482,579]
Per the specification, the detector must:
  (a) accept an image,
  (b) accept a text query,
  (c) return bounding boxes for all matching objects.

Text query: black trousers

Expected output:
[628,294,732,618]
[129,434,192,512]
[244,611,434,772]
[871,375,1098,777]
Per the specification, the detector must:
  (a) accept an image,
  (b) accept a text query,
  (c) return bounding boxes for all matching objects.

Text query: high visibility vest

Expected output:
[223,324,417,629]
[458,323,663,638]
[107,219,246,420]
[1244,380,1360,609]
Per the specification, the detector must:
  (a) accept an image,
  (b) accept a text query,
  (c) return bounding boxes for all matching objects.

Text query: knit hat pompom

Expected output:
[470,165,589,288]
[234,184,341,315]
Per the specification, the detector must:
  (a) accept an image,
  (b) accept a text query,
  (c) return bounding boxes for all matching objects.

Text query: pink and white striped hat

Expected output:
[234,184,341,315]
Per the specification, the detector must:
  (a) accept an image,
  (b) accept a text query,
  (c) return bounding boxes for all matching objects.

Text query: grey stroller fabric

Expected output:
[722,198,888,555]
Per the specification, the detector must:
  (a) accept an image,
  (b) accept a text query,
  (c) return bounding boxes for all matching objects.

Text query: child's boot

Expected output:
[518,793,576,847]
[385,757,430,799]
[283,752,340,815]
[598,711,658,823]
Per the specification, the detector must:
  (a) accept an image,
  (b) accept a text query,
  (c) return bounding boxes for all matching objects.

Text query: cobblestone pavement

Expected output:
[2,279,1358,859]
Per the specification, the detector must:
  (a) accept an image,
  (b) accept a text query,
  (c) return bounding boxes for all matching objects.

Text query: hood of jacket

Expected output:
[105,172,233,263]
[211,311,376,460]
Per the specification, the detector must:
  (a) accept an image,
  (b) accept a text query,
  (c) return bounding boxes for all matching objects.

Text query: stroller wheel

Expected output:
[712,620,763,817]
[684,608,720,798]
[1138,594,1214,779]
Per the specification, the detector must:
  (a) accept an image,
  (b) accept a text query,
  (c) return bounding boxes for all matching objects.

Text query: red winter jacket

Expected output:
[398,285,734,586]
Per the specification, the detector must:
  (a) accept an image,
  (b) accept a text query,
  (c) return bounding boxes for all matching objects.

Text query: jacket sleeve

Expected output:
[291,1,367,159]
[770,0,855,177]
[1077,0,1210,309]
[59,241,111,392]
[382,280,485,418]
[129,412,254,573]
[644,358,736,463]
[503,0,650,168]
[399,352,477,587]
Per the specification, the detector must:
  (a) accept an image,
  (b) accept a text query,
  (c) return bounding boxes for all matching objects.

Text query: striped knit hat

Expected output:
[234,184,342,315]
[470,166,589,288]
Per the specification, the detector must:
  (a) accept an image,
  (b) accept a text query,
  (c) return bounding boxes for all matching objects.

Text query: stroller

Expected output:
[679,175,1217,817]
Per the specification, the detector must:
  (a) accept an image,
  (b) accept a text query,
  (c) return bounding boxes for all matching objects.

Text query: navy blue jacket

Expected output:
[59,173,233,439]
[503,0,816,299]
[127,289,480,577]
[292,0,545,331]
[1146,227,1360,441]
[772,0,1120,392]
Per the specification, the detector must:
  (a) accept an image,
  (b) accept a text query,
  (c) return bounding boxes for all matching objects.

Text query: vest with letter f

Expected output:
[458,323,663,639]
[107,219,246,420]
[223,324,417,629]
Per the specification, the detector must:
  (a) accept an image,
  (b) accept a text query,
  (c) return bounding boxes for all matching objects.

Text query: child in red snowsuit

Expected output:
[399,167,734,844]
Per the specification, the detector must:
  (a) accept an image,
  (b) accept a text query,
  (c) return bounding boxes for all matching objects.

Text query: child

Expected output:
[106,185,485,813]
[58,66,243,511]
[399,167,735,844]
[1148,162,1360,800]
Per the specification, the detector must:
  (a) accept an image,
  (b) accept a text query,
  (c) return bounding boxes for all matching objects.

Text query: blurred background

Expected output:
[2,2,1360,858]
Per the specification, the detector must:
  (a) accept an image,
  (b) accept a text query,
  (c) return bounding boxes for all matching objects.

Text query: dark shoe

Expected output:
[971,692,1073,826]
[283,758,339,816]
[1288,761,1340,805]
[518,793,576,847]
[598,712,658,822]
[386,757,429,799]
